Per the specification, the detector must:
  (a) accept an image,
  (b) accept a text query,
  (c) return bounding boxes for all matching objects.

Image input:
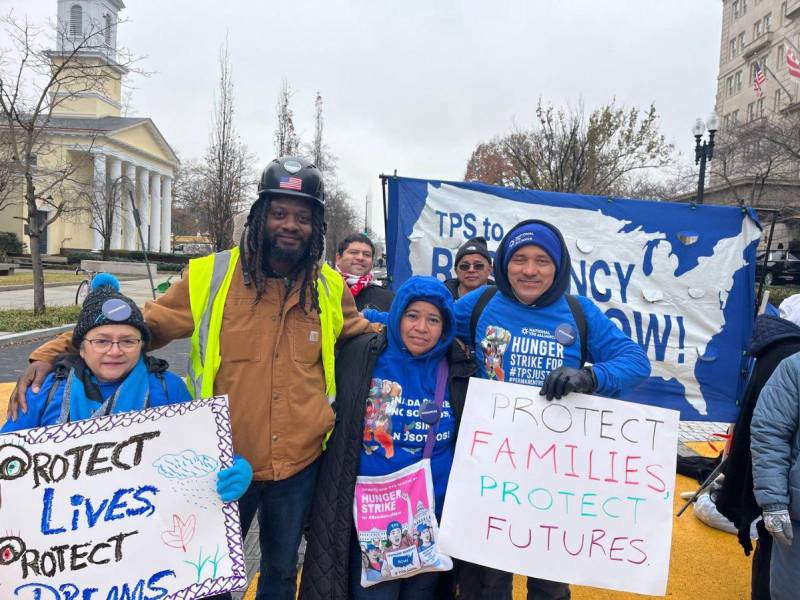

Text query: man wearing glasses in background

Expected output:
[444,237,494,300]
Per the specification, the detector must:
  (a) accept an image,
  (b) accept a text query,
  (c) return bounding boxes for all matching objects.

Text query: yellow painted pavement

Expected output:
[0,383,751,599]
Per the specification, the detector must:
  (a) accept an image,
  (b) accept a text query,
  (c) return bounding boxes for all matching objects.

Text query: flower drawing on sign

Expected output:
[161,513,197,552]
[152,449,219,479]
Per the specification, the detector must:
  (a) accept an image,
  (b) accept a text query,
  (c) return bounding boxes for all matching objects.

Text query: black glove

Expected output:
[540,367,597,401]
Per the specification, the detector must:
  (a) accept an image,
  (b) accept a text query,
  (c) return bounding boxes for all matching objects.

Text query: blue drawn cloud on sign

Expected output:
[153,450,219,479]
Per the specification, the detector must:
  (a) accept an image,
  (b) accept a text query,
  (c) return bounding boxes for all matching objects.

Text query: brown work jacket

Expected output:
[30,261,379,481]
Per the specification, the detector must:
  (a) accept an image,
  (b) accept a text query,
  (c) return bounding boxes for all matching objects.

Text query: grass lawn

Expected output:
[763,284,800,305]
[0,305,81,332]
[0,270,84,286]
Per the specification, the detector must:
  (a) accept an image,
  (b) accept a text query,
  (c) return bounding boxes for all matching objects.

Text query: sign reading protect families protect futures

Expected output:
[0,396,246,600]
[439,378,679,596]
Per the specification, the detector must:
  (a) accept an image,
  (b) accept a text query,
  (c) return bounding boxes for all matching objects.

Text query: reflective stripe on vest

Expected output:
[186,248,343,405]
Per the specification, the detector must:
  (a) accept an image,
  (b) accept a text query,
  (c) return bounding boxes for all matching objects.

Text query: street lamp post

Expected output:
[692,112,720,204]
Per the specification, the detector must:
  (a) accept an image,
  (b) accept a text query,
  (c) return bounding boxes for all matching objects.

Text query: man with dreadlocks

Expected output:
[8,156,380,600]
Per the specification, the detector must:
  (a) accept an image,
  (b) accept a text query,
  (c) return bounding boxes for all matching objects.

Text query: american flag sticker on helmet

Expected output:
[279,176,303,190]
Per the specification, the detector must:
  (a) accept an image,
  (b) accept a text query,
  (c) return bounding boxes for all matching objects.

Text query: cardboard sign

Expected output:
[0,396,246,599]
[439,379,679,596]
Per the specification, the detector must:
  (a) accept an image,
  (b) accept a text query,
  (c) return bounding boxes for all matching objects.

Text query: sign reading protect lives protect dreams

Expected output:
[439,378,679,596]
[0,396,246,600]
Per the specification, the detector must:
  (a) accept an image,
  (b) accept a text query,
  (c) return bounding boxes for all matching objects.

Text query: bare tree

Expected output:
[0,14,137,313]
[274,79,300,157]
[70,174,127,259]
[200,40,253,251]
[302,91,360,260]
[171,159,206,236]
[323,180,360,263]
[465,99,674,197]
[0,130,17,212]
[311,91,324,168]
[712,116,800,207]
[464,140,510,186]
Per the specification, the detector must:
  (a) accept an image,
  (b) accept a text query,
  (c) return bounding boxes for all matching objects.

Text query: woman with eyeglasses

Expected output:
[1,274,252,503]
[443,237,494,299]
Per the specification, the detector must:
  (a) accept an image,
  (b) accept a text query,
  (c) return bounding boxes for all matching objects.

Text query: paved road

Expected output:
[0,275,173,309]
[0,333,190,381]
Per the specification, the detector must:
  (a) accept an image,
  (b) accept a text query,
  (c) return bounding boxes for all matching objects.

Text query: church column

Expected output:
[108,157,122,249]
[124,163,137,250]
[136,167,150,251]
[149,172,162,252]
[92,153,106,251]
[160,175,173,253]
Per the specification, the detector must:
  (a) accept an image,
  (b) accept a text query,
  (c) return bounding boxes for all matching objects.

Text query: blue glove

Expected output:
[216,456,253,503]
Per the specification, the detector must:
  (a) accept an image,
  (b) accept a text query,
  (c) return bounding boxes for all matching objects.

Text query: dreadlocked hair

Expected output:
[244,195,327,313]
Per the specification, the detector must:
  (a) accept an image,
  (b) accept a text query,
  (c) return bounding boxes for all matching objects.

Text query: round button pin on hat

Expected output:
[101,298,132,322]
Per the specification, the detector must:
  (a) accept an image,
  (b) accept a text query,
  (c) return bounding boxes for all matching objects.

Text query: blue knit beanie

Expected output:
[502,224,562,271]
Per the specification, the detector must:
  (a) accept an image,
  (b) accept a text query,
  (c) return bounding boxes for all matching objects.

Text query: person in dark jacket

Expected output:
[443,236,494,300]
[336,233,394,311]
[299,276,477,600]
[716,309,800,600]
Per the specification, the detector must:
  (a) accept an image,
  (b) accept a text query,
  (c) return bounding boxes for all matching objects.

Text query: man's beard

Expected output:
[263,234,310,269]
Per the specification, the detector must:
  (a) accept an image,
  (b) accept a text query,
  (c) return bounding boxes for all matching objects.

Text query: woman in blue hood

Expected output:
[300,276,478,600]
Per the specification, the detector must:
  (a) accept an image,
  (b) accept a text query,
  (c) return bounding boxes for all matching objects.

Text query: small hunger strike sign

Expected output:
[439,378,679,596]
[0,396,246,599]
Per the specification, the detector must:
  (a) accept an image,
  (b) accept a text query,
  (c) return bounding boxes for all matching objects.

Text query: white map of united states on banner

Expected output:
[408,183,761,416]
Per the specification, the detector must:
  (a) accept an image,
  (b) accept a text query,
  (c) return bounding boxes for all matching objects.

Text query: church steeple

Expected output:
[50,0,128,118]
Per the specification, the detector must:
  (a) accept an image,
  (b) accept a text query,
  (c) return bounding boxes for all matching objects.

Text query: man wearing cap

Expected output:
[335,232,394,311]
[8,156,379,600]
[451,219,651,600]
[444,236,494,299]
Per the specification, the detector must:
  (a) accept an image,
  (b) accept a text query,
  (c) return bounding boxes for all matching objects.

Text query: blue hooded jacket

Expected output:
[359,276,456,511]
[453,219,651,396]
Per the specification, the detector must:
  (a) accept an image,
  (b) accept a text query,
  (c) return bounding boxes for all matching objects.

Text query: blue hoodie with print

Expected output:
[359,276,456,514]
[453,219,651,396]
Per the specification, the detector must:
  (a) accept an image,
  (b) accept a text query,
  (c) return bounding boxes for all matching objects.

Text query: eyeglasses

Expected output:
[83,338,142,352]
[457,262,487,272]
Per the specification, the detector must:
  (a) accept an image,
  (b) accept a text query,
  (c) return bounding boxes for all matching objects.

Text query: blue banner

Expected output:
[386,176,762,422]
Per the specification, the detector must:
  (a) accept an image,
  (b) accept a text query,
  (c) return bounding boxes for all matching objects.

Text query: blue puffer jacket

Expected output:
[1,356,191,433]
[752,351,800,519]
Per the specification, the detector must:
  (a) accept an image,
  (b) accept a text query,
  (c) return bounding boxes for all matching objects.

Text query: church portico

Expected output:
[0,0,180,256]
[81,146,175,252]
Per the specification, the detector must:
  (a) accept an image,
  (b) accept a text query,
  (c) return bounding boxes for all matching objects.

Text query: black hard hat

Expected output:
[257,156,324,206]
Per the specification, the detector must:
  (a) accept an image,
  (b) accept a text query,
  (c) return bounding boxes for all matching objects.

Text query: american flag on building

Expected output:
[753,61,766,97]
[279,176,303,190]
[787,48,800,79]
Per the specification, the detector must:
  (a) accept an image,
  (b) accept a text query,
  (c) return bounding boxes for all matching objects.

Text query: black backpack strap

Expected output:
[565,294,588,367]
[470,286,498,343]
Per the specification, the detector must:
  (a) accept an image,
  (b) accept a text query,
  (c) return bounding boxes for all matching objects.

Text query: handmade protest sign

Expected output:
[439,378,679,596]
[0,396,246,600]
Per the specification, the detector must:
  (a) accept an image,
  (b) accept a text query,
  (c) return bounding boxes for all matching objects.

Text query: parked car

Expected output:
[756,250,800,286]
[174,242,213,256]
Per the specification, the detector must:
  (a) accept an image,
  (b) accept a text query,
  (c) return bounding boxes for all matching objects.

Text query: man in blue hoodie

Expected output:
[451,219,651,600]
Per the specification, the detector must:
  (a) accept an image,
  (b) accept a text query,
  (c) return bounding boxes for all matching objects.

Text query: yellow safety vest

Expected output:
[186,246,344,404]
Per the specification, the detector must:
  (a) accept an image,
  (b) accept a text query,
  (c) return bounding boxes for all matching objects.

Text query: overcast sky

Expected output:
[2,0,722,233]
